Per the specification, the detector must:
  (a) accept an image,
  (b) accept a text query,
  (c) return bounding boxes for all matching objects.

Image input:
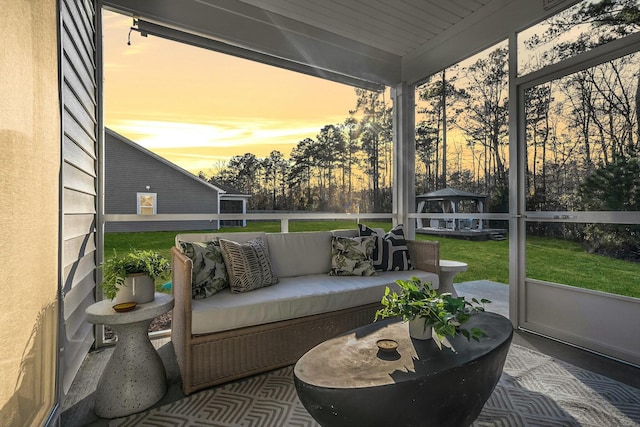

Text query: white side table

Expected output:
[85,292,174,418]
[438,260,468,297]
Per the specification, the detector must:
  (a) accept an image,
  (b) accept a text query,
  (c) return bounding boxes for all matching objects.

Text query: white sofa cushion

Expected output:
[266,231,332,278]
[191,269,439,334]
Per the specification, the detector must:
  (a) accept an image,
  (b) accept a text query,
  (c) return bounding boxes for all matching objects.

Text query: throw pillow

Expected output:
[329,235,377,276]
[358,224,413,271]
[179,240,228,299]
[218,237,279,293]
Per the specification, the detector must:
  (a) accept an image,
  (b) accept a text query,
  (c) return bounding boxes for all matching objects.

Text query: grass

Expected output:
[104,230,180,263]
[414,235,510,284]
[104,221,639,298]
[103,221,390,292]
[104,220,392,261]
[525,236,639,298]
[414,234,639,298]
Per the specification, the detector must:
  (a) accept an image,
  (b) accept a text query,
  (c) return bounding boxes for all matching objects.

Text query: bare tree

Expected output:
[457,47,509,192]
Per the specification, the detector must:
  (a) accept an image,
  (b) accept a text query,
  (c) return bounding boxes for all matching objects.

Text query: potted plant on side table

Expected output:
[375,276,490,350]
[100,249,171,304]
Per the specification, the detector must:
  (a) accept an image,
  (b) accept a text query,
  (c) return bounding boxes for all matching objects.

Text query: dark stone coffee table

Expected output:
[294,312,512,427]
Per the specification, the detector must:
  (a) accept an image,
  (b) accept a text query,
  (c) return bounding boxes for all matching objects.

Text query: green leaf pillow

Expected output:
[179,240,229,299]
[329,236,377,276]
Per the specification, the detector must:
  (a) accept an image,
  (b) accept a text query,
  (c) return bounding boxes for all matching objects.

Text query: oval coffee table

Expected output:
[294,312,512,427]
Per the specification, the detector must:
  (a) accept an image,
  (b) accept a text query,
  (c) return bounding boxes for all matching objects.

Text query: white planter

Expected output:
[409,317,433,340]
[114,273,155,304]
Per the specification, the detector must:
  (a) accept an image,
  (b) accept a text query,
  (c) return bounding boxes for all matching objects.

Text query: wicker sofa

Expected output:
[171,228,440,395]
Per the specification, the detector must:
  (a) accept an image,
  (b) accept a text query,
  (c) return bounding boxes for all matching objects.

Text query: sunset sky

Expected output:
[102,10,362,175]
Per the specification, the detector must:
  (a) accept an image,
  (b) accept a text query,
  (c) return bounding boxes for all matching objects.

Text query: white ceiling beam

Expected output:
[134,20,386,91]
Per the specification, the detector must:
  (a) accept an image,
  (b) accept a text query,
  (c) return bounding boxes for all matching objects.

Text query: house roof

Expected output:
[417,187,486,201]
[105,128,248,196]
[103,0,574,88]
[212,180,251,198]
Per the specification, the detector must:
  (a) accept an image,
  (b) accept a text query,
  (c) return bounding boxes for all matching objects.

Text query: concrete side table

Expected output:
[85,292,174,419]
[438,260,468,297]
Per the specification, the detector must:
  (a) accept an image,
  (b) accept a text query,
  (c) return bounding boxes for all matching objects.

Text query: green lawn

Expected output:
[414,234,639,298]
[414,235,509,284]
[104,221,639,298]
[525,236,639,298]
[104,221,391,264]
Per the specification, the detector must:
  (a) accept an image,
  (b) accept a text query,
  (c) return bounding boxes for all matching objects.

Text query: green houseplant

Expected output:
[100,249,171,302]
[375,276,490,350]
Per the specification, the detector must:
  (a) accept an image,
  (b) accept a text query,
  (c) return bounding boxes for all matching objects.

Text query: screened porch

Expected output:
[2,1,639,426]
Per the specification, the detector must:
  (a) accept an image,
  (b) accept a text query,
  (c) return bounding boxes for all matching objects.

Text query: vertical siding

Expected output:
[60,0,98,394]
[104,131,219,232]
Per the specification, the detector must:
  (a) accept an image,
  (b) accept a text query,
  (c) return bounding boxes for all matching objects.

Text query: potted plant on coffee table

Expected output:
[100,249,171,304]
[375,276,490,350]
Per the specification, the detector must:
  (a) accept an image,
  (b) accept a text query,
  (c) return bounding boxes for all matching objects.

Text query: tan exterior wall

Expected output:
[0,0,60,425]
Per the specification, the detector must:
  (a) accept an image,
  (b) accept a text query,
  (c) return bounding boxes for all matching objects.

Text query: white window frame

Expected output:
[137,192,157,215]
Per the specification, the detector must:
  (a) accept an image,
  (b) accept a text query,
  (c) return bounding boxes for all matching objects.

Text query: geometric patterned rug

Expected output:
[110,344,640,427]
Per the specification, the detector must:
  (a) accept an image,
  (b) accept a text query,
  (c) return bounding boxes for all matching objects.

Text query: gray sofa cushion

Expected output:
[266,231,332,278]
[175,232,267,248]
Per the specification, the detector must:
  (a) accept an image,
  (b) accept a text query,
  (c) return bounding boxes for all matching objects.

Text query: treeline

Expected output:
[204,89,394,213]
[412,0,639,260]
[201,0,639,260]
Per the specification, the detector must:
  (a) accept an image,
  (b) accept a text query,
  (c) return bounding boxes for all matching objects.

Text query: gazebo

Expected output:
[416,188,506,240]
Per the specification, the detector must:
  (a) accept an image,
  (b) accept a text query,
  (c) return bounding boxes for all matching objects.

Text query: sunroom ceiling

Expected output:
[104,0,575,88]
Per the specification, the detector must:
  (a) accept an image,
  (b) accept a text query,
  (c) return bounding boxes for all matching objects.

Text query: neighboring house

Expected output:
[105,129,249,232]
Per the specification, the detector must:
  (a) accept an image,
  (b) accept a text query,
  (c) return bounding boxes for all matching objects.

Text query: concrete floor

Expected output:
[60,280,639,426]
[455,281,639,390]
[60,335,183,427]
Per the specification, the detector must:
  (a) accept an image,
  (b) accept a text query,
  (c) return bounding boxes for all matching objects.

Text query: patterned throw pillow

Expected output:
[329,235,377,276]
[179,240,229,299]
[358,224,413,271]
[218,237,279,293]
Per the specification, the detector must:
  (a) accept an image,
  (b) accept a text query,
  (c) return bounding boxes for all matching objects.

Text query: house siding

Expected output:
[60,0,98,396]
[105,131,220,232]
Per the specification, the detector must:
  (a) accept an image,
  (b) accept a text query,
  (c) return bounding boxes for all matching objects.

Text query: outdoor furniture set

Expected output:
[170,226,441,395]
